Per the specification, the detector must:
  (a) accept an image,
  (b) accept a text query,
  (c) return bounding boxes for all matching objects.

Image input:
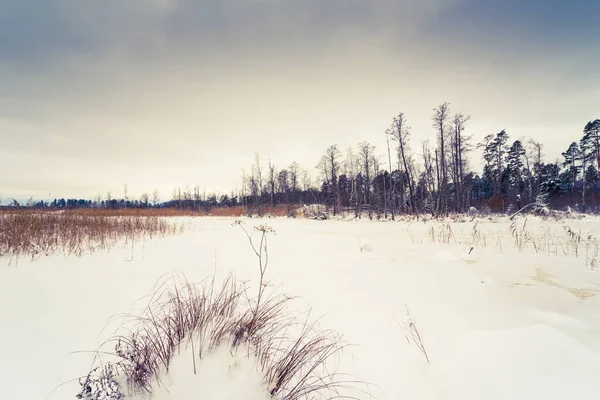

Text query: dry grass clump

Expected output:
[422,216,600,269]
[79,275,363,400]
[76,223,369,400]
[0,210,181,260]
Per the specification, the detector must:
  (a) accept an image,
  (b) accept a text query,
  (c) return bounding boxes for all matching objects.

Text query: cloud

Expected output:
[1,0,599,199]
[0,0,457,64]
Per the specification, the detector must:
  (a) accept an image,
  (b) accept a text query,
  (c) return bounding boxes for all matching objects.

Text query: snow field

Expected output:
[1,216,600,399]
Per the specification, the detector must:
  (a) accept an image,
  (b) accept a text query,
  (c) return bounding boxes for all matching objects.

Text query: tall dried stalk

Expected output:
[400,305,430,363]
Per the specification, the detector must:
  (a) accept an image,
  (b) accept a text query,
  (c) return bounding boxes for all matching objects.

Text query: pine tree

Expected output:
[561,142,581,193]
[540,163,563,196]
[507,140,526,195]
[478,130,509,195]
[585,165,599,206]
[582,119,600,174]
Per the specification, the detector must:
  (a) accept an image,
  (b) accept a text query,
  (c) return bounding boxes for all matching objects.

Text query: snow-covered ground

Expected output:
[2,216,600,399]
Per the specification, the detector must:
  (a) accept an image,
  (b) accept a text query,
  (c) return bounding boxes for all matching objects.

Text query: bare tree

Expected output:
[385,129,396,220]
[450,112,472,212]
[432,103,450,216]
[268,160,276,206]
[183,186,192,206]
[301,169,312,192]
[140,192,149,207]
[344,147,359,216]
[249,171,259,200]
[527,139,545,197]
[358,141,376,218]
[278,169,289,203]
[317,145,342,215]
[152,189,160,207]
[289,162,299,203]
[253,154,264,199]
[172,187,183,209]
[123,184,128,203]
[389,113,417,215]
[241,169,249,206]
[421,140,435,193]
[193,185,201,209]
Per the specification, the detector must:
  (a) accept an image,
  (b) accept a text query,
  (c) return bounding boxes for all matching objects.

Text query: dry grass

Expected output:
[400,305,430,364]
[0,204,300,219]
[42,207,249,218]
[75,223,370,400]
[0,210,182,260]
[247,204,300,218]
[423,216,600,269]
[78,275,368,400]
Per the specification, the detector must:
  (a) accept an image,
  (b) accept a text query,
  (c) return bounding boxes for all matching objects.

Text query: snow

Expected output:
[128,345,270,400]
[1,215,600,399]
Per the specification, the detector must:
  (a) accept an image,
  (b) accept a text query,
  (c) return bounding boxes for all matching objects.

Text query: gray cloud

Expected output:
[1,0,599,199]
[1,1,467,67]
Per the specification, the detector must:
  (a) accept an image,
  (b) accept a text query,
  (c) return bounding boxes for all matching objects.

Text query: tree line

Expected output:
[5,105,599,216]
[238,105,600,217]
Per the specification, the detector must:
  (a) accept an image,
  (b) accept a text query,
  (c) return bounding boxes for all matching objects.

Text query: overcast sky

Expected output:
[1,0,599,201]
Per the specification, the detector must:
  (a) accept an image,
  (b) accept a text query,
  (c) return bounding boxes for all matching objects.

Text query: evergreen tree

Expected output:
[479,130,509,195]
[561,142,581,193]
[585,164,600,204]
[540,163,563,196]
[507,140,526,195]
[582,119,600,174]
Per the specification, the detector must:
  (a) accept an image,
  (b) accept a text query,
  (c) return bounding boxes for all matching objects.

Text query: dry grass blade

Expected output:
[400,305,430,364]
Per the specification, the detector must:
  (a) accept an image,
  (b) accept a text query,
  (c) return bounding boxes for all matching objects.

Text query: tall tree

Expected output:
[301,169,311,191]
[317,145,342,214]
[585,165,599,206]
[385,128,396,219]
[253,154,264,200]
[289,162,299,203]
[479,130,509,195]
[507,140,526,196]
[450,112,472,212]
[580,133,596,211]
[432,103,451,215]
[527,139,544,197]
[561,142,581,193]
[267,160,276,206]
[358,141,377,218]
[344,147,359,215]
[278,169,289,203]
[582,119,600,177]
[152,189,159,207]
[389,113,417,215]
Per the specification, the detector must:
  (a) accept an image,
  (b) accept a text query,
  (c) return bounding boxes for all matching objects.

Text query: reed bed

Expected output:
[0,210,182,259]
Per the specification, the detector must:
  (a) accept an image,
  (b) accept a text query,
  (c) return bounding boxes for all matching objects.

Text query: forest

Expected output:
[7,105,600,217]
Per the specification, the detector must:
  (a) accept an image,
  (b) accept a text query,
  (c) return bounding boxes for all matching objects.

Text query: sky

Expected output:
[1,0,599,201]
